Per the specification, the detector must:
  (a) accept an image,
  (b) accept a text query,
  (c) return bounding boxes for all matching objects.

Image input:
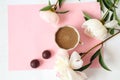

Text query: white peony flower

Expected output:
[82,19,108,40]
[39,10,59,24]
[104,20,118,28]
[55,49,87,80]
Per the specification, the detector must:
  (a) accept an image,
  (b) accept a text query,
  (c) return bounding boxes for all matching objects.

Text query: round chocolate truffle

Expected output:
[42,50,51,59]
[30,59,40,68]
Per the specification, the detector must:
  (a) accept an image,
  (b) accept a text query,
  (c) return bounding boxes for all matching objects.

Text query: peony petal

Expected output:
[56,68,87,80]
[82,19,103,29]
[70,51,83,69]
[66,68,87,80]
[55,49,69,72]
[39,10,59,24]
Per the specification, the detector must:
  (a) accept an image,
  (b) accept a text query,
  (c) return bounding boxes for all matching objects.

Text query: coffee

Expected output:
[55,26,80,50]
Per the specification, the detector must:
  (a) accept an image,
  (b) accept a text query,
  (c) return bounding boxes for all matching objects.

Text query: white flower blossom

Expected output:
[82,19,108,40]
[55,49,87,80]
[39,10,59,24]
[104,20,118,28]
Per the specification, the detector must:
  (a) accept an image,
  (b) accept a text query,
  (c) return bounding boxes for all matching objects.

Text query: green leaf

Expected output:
[102,0,114,11]
[117,20,120,26]
[110,28,115,35]
[98,0,105,12]
[99,53,111,71]
[114,9,120,26]
[115,16,120,26]
[102,11,109,22]
[107,28,115,35]
[110,13,114,21]
[56,10,69,14]
[114,0,120,5]
[58,0,64,8]
[97,0,100,2]
[48,0,51,6]
[104,12,110,21]
[83,12,91,20]
[90,49,101,62]
[40,5,53,11]
[75,63,92,71]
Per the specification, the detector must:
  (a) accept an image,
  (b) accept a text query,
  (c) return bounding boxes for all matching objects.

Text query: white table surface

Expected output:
[0,0,120,80]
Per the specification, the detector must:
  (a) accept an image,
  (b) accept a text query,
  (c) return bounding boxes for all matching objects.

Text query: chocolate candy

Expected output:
[42,50,51,59]
[30,59,40,68]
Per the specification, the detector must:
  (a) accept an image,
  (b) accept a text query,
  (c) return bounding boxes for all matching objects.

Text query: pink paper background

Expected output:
[8,2,101,70]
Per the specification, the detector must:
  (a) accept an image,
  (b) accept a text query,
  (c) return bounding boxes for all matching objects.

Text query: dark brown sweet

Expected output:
[30,59,40,68]
[42,50,51,59]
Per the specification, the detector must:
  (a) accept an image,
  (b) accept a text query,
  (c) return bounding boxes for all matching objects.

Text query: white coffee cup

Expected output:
[55,25,80,50]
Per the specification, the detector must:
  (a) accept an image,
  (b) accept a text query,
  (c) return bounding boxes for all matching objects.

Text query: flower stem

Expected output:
[81,31,120,58]
[115,29,120,31]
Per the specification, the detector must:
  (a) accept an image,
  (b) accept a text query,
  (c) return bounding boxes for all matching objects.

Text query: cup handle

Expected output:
[79,41,84,45]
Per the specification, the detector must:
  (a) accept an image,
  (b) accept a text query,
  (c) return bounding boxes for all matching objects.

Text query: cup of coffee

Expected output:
[55,26,80,50]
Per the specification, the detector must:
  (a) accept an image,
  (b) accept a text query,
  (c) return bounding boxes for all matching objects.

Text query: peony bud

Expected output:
[82,19,108,40]
[70,51,83,69]
[39,10,59,24]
